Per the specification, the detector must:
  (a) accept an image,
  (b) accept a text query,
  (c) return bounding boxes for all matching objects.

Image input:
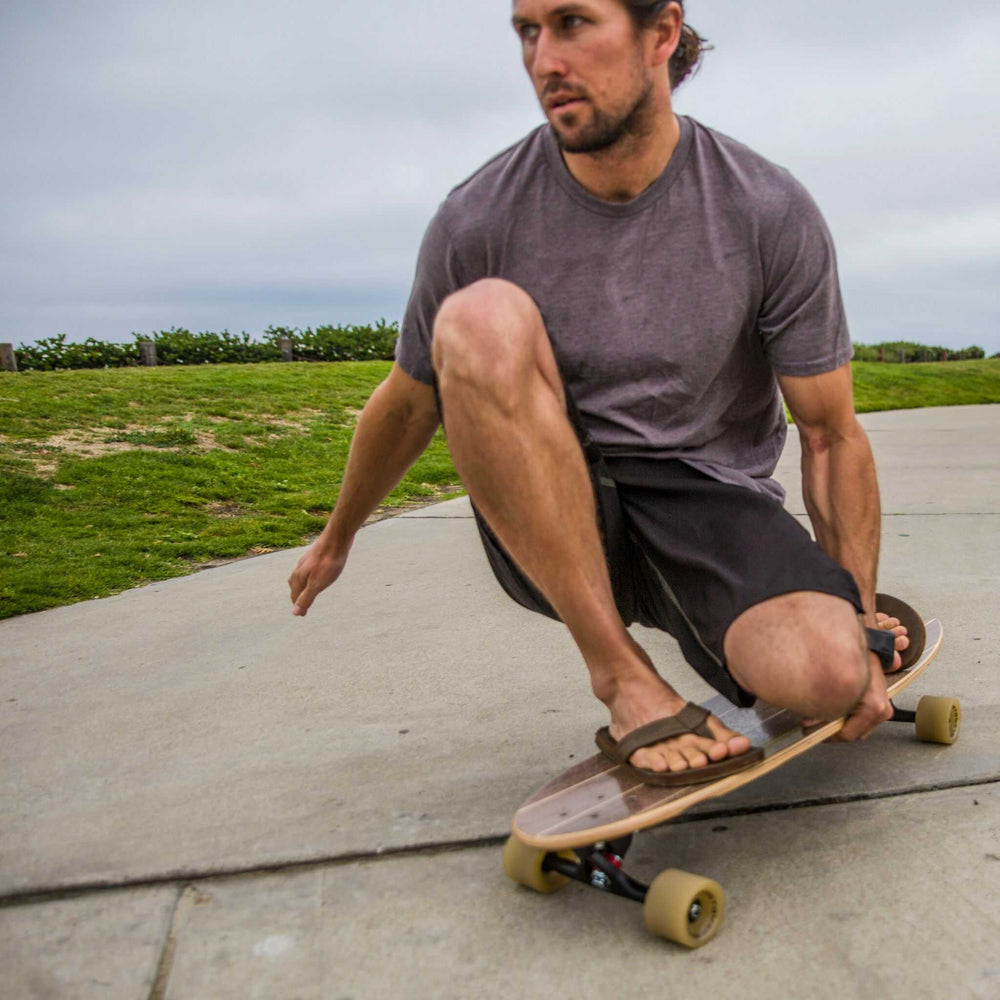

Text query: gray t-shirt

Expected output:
[396,115,852,503]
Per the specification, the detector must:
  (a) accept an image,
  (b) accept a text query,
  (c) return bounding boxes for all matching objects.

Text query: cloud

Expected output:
[1,0,998,351]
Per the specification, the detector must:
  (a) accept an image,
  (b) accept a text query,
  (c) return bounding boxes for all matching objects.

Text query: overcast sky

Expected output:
[2,0,998,352]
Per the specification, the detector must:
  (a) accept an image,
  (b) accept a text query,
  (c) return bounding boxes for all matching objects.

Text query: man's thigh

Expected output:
[612,459,863,706]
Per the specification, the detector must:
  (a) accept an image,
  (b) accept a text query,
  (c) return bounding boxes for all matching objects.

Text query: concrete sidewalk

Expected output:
[1,405,998,999]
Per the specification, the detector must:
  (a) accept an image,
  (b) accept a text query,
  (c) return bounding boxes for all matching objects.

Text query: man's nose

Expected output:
[532,29,568,79]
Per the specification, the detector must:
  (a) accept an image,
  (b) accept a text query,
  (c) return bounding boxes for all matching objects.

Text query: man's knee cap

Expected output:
[432,280,541,378]
[811,634,870,708]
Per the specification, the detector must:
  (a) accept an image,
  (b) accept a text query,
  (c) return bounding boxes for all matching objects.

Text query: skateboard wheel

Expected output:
[914,696,961,745]
[643,869,725,948]
[502,836,575,894]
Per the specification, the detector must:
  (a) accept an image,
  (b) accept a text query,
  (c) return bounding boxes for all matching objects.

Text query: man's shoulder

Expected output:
[434,126,550,234]
[684,117,809,219]
[686,117,793,183]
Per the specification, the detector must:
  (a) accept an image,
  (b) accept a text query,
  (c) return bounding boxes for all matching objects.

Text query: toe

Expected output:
[682,747,710,770]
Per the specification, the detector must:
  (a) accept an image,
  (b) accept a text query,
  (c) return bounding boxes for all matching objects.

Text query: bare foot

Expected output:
[598,652,751,776]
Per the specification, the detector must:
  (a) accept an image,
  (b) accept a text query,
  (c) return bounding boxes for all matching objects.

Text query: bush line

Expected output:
[10,322,399,371]
[5,327,993,372]
[852,341,988,363]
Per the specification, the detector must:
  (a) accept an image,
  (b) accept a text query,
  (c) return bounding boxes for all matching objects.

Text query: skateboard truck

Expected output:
[890,701,916,724]
[542,836,648,902]
[504,833,726,948]
[543,840,715,939]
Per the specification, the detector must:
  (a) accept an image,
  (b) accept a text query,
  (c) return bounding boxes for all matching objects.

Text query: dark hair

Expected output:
[622,0,710,89]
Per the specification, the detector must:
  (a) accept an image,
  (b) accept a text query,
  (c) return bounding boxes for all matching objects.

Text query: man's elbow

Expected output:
[797,416,866,457]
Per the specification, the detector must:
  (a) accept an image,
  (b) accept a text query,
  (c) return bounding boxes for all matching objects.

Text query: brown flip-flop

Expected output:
[595,702,764,787]
[875,593,926,671]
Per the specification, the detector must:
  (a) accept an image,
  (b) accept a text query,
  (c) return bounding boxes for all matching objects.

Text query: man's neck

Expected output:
[562,107,681,204]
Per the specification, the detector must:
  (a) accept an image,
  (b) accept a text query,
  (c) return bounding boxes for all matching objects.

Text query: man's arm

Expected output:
[777,362,880,621]
[777,362,894,740]
[288,363,441,616]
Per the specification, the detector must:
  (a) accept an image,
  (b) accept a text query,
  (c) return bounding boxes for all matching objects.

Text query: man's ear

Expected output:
[648,1,683,69]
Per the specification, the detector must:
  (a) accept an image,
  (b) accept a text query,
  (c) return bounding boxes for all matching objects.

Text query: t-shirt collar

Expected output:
[541,114,694,217]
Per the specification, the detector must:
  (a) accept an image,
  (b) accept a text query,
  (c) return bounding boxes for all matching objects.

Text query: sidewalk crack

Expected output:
[148,884,209,1000]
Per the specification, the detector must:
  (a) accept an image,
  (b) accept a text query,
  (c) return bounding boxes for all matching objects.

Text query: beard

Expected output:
[550,77,654,155]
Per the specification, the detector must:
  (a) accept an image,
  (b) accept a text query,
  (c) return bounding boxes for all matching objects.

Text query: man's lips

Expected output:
[547,94,586,112]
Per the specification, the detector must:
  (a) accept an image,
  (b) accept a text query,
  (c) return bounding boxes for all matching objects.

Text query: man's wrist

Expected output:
[319,518,355,556]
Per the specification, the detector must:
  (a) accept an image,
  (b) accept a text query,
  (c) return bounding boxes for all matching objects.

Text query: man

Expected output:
[289,0,908,784]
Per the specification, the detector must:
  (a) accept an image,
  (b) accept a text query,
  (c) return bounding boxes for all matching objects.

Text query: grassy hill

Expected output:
[1,358,998,619]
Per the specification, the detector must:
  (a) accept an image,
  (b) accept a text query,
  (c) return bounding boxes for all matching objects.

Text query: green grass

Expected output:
[1,358,998,620]
[0,362,458,619]
[851,358,1000,411]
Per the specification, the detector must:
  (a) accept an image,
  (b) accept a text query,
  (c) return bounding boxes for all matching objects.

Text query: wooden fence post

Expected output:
[278,337,293,362]
[0,343,17,372]
[878,346,885,363]
[139,341,157,366]
[898,348,906,364]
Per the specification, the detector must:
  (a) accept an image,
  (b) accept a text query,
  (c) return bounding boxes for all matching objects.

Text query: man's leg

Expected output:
[432,278,750,775]
[608,460,906,741]
[725,592,901,741]
[725,592,869,716]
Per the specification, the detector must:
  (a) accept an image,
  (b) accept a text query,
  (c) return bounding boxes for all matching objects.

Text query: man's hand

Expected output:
[284,364,440,619]
[827,614,909,741]
[288,541,350,617]
[830,653,893,742]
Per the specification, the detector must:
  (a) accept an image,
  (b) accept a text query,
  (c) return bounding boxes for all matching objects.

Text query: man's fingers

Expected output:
[837,697,893,742]
[288,570,306,605]
[292,584,318,616]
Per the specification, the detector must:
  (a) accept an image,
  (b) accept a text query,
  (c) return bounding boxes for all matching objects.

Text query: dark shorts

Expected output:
[471,403,863,707]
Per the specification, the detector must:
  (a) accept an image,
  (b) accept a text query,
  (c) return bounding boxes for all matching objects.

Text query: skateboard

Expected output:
[504,613,958,948]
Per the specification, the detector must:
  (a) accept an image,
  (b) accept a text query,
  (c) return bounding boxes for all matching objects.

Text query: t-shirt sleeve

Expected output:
[757,176,852,377]
[395,204,467,385]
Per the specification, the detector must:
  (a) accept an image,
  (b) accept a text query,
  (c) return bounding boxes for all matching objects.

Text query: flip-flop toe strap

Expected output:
[616,702,713,760]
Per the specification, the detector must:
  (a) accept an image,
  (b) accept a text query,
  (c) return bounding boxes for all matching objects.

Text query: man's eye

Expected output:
[562,15,585,30]
[518,24,540,42]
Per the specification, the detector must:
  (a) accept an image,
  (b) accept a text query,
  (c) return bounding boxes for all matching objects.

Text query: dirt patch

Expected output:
[204,501,245,519]
[4,423,240,476]
[1,410,332,477]
[257,414,317,431]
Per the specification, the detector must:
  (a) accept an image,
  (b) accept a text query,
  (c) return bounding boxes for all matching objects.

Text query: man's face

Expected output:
[511,0,655,154]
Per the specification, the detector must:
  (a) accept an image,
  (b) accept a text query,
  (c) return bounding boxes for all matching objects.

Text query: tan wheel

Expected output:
[914,696,961,745]
[643,869,725,948]
[502,836,575,894]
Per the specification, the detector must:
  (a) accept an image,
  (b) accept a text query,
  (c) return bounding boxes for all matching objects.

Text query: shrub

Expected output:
[14,334,140,371]
[852,341,986,363]
[262,320,398,362]
[12,322,400,370]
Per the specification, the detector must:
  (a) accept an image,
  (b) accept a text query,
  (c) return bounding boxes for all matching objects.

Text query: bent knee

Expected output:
[727,594,870,717]
[431,279,544,391]
[807,630,870,716]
